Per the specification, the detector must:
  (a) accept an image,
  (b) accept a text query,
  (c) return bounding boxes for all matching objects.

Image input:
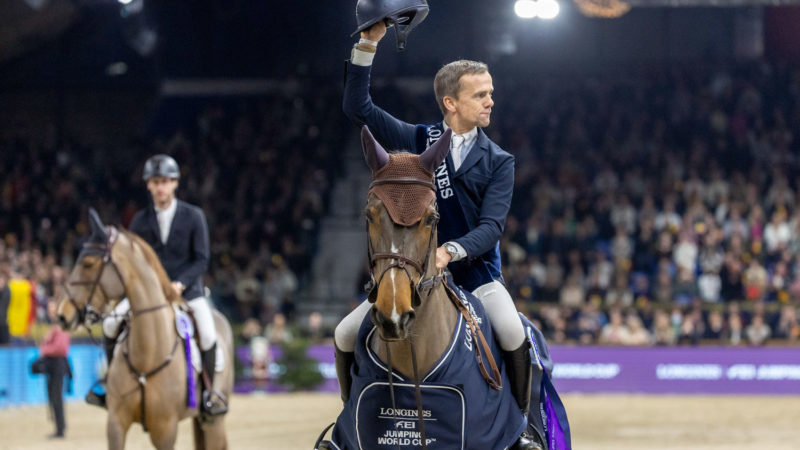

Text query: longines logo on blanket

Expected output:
[378,407,433,418]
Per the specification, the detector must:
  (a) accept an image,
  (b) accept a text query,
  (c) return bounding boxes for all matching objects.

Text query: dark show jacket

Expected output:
[129,200,210,300]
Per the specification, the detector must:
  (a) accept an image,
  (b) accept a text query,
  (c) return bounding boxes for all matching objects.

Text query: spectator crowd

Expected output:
[4,61,800,347]
[1,84,347,340]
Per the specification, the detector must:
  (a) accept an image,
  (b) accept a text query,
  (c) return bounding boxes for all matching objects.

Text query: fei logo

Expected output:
[377,406,438,447]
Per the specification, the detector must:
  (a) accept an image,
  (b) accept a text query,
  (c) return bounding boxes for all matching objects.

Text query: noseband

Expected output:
[364,176,444,307]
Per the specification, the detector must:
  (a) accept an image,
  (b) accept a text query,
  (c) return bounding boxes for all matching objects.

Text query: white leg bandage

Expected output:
[472,281,526,351]
[334,300,373,352]
[102,298,130,339]
[188,297,217,351]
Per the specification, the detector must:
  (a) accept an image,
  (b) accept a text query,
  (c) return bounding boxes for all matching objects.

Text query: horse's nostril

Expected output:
[400,310,415,328]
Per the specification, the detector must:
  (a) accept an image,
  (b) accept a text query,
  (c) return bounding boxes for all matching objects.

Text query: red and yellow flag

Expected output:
[6,279,36,337]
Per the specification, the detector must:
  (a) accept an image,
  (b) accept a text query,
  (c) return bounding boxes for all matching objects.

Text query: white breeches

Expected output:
[333,299,374,351]
[102,296,217,351]
[334,280,525,352]
[472,280,526,351]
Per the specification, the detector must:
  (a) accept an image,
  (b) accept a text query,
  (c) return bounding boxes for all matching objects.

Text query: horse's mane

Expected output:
[121,230,180,303]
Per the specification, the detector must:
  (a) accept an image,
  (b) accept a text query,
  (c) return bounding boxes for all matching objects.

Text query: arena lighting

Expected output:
[537,0,561,19]
[117,0,134,4]
[514,0,539,18]
[514,0,561,19]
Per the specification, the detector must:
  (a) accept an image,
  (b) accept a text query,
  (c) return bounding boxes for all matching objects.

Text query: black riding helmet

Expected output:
[352,0,429,51]
[142,154,180,181]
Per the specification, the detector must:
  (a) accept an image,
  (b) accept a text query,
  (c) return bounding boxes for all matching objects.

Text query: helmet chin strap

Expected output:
[387,16,411,51]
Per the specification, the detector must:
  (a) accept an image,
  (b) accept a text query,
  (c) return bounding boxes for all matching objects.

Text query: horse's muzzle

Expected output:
[370,307,415,341]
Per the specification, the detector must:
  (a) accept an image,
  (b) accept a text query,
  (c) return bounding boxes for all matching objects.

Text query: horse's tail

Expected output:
[192,417,205,450]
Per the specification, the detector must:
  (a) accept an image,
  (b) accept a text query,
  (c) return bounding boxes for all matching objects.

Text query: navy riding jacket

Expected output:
[129,200,210,301]
[343,62,514,290]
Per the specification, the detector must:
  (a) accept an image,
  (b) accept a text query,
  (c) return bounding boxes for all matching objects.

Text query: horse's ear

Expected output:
[361,126,389,172]
[419,128,452,173]
[88,207,108,243]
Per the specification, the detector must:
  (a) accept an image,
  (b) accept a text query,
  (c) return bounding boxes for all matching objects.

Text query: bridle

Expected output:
[63,227,169,329]
[64,226,127,327]
[364,177,444,307]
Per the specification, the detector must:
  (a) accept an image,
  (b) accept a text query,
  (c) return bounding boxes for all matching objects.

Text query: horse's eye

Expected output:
[82,259,94,269]
[424,213,438,226]
[365,211,374,224]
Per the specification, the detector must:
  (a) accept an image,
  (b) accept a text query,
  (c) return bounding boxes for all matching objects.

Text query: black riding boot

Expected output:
[505,341,533,414]
[334,344,355,403]
[201,343,228,416]
[85,336,116,408]
[505,341,543,450]
[316,346,355,449]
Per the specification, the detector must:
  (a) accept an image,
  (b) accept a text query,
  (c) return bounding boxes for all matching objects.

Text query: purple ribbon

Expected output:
[185,329,196,408]
[544,389,568,449]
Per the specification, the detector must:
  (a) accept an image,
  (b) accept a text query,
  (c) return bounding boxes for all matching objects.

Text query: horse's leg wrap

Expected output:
[334,344,356,403]
[503,341,533,414]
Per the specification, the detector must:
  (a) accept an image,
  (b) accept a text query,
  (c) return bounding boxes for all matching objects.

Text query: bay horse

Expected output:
[322,127,558,449]
[57,209,233,450]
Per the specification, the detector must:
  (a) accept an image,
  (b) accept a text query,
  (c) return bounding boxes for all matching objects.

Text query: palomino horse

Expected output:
[57,209,233,450]
[322,126,559,449]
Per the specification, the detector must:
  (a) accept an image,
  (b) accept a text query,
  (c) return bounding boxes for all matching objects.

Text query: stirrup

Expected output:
[85,391,107,408]
[202,389,229,416]
[314,422,336,450]
[85,379,107,409]
[510,431,545,450]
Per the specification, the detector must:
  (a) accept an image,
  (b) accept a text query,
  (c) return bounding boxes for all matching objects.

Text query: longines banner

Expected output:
[548,346,800,394]
[3,344,800,408]
[236,345,800,396]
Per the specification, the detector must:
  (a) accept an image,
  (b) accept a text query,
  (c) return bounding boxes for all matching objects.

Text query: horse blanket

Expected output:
[329,279,570,449]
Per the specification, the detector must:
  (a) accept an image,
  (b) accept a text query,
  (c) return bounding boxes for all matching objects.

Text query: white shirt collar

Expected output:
[155,198,177,215]
[442,120,478,144]
[154,198,177,244]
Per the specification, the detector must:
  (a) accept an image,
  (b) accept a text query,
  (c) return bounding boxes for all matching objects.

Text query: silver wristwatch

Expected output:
[444,242,460,259]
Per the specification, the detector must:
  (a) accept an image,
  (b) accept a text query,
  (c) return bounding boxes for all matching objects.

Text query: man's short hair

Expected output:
[433,60,489,115]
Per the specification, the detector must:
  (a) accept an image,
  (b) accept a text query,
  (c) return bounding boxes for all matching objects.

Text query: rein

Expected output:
[444,283,503,390]
[384,339,428,450]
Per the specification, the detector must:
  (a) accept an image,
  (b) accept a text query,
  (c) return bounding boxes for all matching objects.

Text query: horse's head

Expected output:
[57,208,126,330]
[362,126,451,341]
